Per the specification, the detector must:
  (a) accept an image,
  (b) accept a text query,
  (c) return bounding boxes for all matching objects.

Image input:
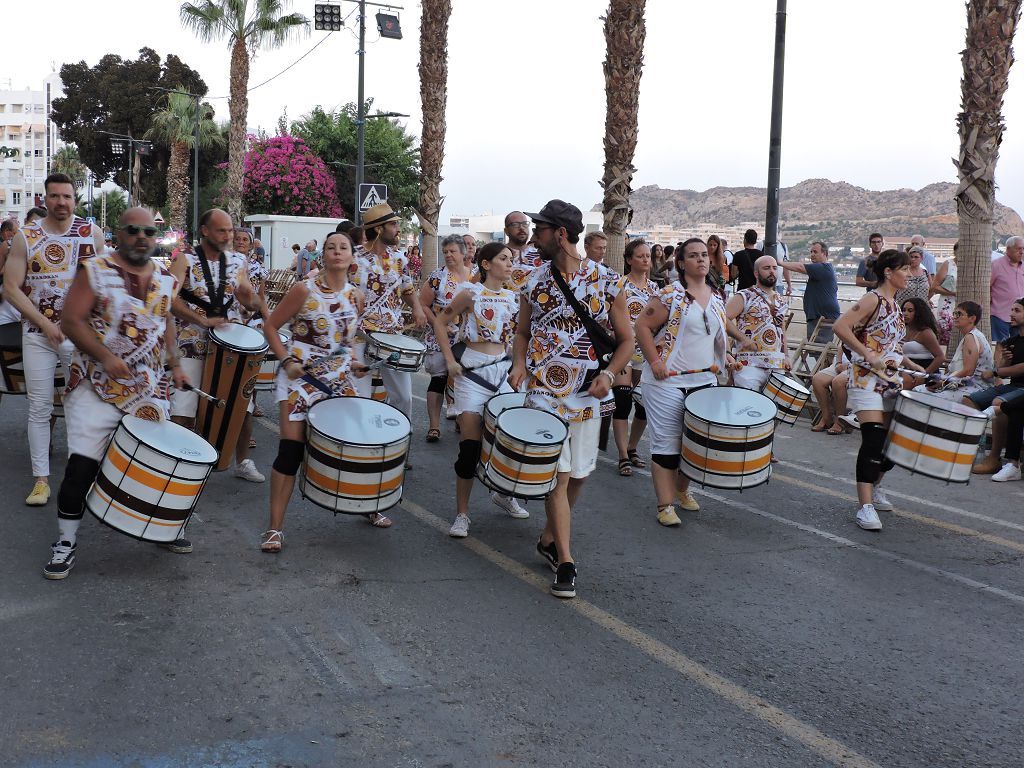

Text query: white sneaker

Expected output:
[856,504,882,531]
[448,513,470,538]
[992,463,1022,482]
[490,492,529,519]
[234,459,266,483]
[871,486,893,511]
[838,413,860,430]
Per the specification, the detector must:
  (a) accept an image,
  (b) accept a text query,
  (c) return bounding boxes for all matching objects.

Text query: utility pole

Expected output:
[355,0,367,224]
[764,0,787,259]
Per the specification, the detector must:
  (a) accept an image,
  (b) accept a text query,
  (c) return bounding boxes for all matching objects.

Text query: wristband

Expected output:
[600,369,615,386]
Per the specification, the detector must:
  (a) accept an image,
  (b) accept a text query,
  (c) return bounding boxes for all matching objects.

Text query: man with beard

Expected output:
[42,208,190,579]
[504,210,542,291]
[726,255,791,391]
[3,173,105,506]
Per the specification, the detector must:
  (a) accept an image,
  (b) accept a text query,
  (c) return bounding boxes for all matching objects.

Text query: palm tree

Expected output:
[600,0,646,274]
[51,145,87,188]
[954,0,1021,344]
[179,0,308,224]
[147,91,224,232]
[416,0,451,276]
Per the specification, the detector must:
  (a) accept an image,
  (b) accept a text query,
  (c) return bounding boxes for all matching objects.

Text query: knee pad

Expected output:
[612,386,633,420]
[455,440,482,479]
[856,422,888,484]
[57,454,100,520]
[427,375,447,394]
[652,453,680,470]
[272,439,305,476]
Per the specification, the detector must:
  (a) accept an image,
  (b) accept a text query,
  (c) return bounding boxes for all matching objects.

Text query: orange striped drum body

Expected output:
[299,397,411,514]
[885,390,988,483]
[682,386,777,490]
[478,392,527,480]
[256,330,290,391]
[761,370,810,425]
[478,401,567,500]
[86,417,217,542]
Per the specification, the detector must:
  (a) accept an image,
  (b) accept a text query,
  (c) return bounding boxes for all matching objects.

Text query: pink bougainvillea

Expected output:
[242,134,344,218]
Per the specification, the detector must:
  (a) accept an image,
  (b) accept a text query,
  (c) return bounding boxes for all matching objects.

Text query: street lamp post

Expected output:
[763,0,787,260]
[98,131,152,207]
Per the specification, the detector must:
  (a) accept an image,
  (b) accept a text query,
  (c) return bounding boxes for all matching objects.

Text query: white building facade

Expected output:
[0,73,64,222]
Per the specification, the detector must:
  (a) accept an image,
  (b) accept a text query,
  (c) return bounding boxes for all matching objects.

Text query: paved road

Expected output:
[2,378,1023,768]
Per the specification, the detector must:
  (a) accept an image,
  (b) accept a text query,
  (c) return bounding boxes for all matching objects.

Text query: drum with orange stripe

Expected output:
[256,330,290,391]
[299,397,411,514]
[86,416,217,542]
[478,392,528,475]
[477,404,566,500]
[884,390,988,483]
[761,370,810,426]
[681,386,777,490]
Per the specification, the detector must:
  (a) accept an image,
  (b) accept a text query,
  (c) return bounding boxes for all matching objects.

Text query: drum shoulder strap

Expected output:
[452,342,499,393]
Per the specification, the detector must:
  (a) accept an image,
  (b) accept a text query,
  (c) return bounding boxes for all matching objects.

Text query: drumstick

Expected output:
[181,383,226,408]
[667,364,720,376]
[354,351,402,373]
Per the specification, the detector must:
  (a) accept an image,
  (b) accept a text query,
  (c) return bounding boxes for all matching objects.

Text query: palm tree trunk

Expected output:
[416,0,452,277]
[600,0,646,274]
[226,37,251,225]
[953,0,1021,349]
[167,140,189,233]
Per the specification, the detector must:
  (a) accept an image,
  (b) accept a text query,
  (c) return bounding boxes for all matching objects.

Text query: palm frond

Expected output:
[179,1,228,43]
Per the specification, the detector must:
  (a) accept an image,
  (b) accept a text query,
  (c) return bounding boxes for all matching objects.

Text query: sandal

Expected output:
[367,512,393,528]
[627,449,646,469]
[811,420,829,432]
[425,428,440,443]
[260,529,283,553]
[618,458,633,477]
[826,423,845,435]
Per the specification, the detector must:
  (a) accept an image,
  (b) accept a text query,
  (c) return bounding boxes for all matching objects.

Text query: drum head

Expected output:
[685,386,778,426]
[485,392,528,419]
[369,332,426,352]
[210,322,269,353]
[307,396,411,445]
[496,407,567,445]
[122,416,218,464]
[770,371,810,396]
[899,389,987,420]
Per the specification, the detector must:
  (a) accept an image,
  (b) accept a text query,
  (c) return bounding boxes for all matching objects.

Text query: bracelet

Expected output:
[600,369,616,385]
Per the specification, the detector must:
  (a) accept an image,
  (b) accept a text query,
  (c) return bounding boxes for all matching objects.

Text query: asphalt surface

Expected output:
[2,377,1023,768]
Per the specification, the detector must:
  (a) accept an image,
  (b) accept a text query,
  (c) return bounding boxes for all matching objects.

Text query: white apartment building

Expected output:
[0,73,64,222]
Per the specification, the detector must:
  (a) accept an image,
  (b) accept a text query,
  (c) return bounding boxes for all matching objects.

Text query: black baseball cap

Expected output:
[525,199,584,239]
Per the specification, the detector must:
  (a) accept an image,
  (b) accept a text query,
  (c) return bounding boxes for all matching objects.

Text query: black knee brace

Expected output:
[652,453,680,470]
[427,375,447,394]
[273,439,305,476]
[612,386,633,420]
[633,402,647,421]
[855,422,893,484]
[57,454,100,520]
[455,440,482,479]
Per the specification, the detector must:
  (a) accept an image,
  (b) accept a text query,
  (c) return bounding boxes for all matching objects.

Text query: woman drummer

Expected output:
[432,242,525,538]
[259,231,373,553]
[419,234,472,443]
[832,248,911,532]
[612,239,658,477]
[635,238,747,527]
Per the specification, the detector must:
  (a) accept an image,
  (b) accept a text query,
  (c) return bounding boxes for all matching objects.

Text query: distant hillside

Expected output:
[610,179,1024,249]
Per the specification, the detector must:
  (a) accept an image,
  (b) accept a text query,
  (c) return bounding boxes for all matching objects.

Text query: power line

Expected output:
[204,33,335,99]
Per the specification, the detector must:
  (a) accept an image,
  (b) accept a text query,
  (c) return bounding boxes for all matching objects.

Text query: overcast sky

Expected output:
[5,0,1024,227]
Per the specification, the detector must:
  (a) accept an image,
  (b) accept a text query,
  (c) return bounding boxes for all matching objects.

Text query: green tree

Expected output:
[147,90,225,232]
[291,102,420,220]
[98,189,129,230]
[51,48,209,207]
[51,146,87,187]
[180,0,309,224]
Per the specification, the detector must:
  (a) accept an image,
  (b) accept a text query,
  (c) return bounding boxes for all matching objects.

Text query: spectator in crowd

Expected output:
[894,246,931,306]
[909,234,937,277]
[294,240,319,278]
[991,235,1024,342]
[778,240,841,342]
[731,229,761,290]
[857,233,883,291]
[24,207,47,226]
[462,234,478,270]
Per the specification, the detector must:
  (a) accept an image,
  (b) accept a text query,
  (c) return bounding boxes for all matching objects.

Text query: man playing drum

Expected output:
[726,255,790,390]
[43,208,189,579]
[169,209,265,482]
[508,200,635,599]
[349,203,426,439]
[3,173,105,506]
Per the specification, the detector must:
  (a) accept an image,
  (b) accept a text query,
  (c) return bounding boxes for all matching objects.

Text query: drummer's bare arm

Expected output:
[435,292,472,376]
[265,283,310,361]
[418,281,436,323]
[3,232,64,344]
[164,324,189,388]
[401,287,426,326]
[62,269,131,380]
[635,298,669,379]
[725,293,744,322]
[833,295,880,366]
[508,295,532,390]
[234,272,262,313]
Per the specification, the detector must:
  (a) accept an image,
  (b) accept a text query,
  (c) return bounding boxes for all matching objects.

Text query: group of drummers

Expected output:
[3,176,1022,600]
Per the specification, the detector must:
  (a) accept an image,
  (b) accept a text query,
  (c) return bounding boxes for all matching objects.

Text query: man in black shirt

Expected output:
[731,229,761,290]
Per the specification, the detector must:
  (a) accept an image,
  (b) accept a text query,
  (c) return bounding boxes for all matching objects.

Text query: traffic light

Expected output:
[314,3,343,31]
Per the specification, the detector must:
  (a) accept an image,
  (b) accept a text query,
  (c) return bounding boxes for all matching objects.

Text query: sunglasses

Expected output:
[122,225,158,237]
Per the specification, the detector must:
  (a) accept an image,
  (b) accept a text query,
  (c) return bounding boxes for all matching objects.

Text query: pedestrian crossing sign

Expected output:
[359,184,388,212]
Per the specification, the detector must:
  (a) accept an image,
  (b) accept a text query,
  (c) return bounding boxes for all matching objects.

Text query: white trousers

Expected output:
[23,331,73,477]
[352,342,413,419]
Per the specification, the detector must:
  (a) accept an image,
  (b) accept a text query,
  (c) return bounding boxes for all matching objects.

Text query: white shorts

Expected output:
[847,385,896,414]
[733,365,771,391]
[556,417,601,479]
[64,385,148,462]
[643,382,717,456]
[451,348,512,417]
[170,357,204,418]
[425,350,448,378]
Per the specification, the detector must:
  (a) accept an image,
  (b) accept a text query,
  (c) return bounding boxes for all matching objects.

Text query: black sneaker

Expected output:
[43,540,77,580]
[158,538,193,554]
[551,562,577,599]
[536,539,558,572]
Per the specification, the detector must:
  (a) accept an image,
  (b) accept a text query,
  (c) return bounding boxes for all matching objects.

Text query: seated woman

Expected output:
[913,301,994,401]
[900,297,945,388]
[259,231,369,553]
[811,353,851,435]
